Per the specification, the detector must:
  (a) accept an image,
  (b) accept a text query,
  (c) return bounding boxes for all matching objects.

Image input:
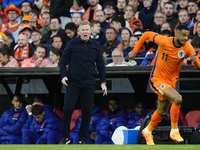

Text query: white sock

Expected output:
[171,128,179,133]
[145,127,152,134]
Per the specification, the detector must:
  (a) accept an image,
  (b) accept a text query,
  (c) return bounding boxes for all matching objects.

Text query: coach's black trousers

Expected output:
[62,81,95,142]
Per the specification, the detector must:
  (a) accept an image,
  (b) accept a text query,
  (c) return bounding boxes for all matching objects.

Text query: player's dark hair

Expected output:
[31,104,44,116]
[191,37,200,48]
[109,97,121,105]
[13,93,24,103]
[176,24,189,31]
[133,101,145,109]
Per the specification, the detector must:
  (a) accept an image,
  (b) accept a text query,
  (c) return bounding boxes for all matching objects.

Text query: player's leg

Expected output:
[163,87,184,142]
[142,99,171,145]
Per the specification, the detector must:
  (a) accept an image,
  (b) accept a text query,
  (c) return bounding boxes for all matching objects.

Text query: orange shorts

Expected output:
[149,78,175,101]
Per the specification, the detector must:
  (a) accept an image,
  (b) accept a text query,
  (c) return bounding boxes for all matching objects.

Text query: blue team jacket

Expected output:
[21,105,53,133]
[0,105,27,140]
[126,109,149,129]
[96,107,127,139]
[29,106,62,139]
[73,106,103,133]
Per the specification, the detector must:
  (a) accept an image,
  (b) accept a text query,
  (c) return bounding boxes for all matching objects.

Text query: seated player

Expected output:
[93,97,127,144]
[22,105,62,144]
[0,94,27,144]
[126,101,149,129]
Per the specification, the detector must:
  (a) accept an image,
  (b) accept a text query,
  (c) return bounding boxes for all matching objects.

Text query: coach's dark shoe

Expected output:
[78,140,86,144]
[59,138,70,144]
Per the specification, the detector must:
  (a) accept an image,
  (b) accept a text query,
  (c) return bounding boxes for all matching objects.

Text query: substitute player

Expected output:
[129,24,200,145]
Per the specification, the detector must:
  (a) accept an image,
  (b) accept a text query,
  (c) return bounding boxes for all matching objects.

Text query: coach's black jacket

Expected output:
[60,36,106,85]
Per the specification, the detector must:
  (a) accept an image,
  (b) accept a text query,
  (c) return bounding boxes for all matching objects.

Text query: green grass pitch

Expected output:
[0,145,200,150]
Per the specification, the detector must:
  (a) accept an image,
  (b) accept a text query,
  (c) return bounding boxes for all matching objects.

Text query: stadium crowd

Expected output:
[0,0,199,67]
[0,0,200,145]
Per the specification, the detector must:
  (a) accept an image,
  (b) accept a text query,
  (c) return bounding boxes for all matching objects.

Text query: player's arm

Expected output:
[129,31,162,60]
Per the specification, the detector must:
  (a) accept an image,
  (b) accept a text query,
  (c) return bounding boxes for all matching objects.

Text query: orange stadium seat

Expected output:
[182,110,200,128]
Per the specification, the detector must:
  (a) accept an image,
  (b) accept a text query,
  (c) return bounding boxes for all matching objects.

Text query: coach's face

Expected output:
[79,24,91,42]
[176,29,189,45]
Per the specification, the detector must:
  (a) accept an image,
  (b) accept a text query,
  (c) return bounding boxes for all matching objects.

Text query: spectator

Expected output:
[90,20,107,45]
[177,0,188,11]
[0,16,8,33]
[94,97,127,144]
[40,12,51,36]
[139,0,157,30]
[188,0,198,22]
[65,22,77,40]
[0,32,7,48]
[117,28,132,50]
[4,4,23,42]
[128,0,140,12]
[39,5,51,20]
[124,5,143,32]
[123,34,146,65]
[126,101,149,129]
[0,3,9,24]
[70,104,103,144]
[156,0,169,13]
[4,32,15,50]
[107,49,137,66]
[71,12,83,26]
[30,30,51,57]
[51,35,63,51]
[3,0,34,9]
[21,44,46,67]
[22,15,33,29]
[0,93,27,144]
[193,21,200,37]
[190,9,200,35]
[14,32,32,65]
[104,27,121,57]
[20,25,33,43]
[116,0,127,16]
[83,0,102,21]
[160,22,172,32]
[164,2,179,32]
[17,1,32,22]
[29,9,43,30]
[22,105,62,144]
[174,9,194,32]
[103,2,116,21]
[95,10,110,33]
[110,16,126,41]
[41,17,70,50]
[151,11,166,33]
[0,46,19,67]
[40,48,61,67]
